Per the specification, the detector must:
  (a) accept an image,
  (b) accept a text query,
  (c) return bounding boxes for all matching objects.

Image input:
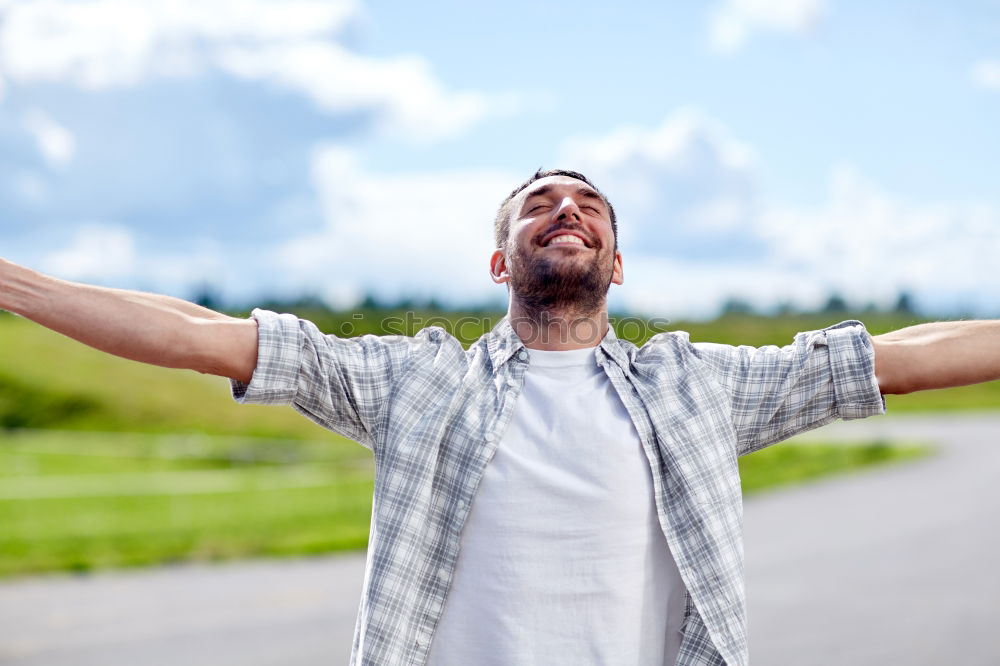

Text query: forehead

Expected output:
[515,175,602,207]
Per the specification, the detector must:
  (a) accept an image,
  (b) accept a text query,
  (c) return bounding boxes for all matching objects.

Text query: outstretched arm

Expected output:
[0,258,258,382]
[872,321,1000,395]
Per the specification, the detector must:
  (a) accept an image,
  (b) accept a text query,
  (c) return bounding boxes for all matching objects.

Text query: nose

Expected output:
[553,196,582,221]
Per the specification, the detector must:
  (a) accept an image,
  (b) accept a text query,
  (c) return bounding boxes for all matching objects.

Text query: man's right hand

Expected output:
[0,258,259,383]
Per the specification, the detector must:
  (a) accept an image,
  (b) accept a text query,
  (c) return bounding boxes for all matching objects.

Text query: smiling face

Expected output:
[491,174,623,317]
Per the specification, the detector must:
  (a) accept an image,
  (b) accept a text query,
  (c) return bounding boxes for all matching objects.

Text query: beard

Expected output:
[507,237,614,319]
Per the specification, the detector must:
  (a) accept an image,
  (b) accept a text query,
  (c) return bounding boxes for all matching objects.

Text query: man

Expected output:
[1,168,999,665]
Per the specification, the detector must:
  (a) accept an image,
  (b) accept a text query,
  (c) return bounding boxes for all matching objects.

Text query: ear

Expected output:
[611,250,624,285]
[490,249,510,284]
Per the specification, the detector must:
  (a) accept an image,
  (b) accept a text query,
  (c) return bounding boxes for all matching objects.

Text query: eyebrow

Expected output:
[522,185,606,209]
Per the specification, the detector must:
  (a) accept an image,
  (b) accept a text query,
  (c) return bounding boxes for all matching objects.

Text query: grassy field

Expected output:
[0,314,357,439]
[0,430,374,577]
[0,310,987,577]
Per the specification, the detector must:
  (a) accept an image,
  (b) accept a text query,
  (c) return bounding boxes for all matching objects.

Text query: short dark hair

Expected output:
[493,168,618,250]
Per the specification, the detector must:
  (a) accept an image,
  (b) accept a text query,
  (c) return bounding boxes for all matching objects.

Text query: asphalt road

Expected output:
[745,413,1000,665]
[1,413,998,665]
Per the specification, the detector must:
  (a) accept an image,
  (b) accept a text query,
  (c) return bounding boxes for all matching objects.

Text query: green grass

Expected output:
[738,439,930,493]
[0,314,359,439]
[0,430,374,577]
[0,429,931,578]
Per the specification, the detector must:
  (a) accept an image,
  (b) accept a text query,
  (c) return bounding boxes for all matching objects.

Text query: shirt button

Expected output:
[457,499,466,509]
[484,432,495,443]
[437,568,450,581]
[517,350,528,361]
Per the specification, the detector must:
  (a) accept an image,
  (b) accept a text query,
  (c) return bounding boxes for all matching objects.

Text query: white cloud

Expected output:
[274,145,517,305]
[971,60,1000,90]
[620,256,827,320]
[32,225,251,299]
[757,165,1000,312]
[0,0,358,88]
[560,108,759,254]
[41,224,137,281]
[215,42,491,141]
[22,109,76,168]
[560,112,1000,317]
[0,0,501,140]
[619,165,1000,317]
[708,0,827,53]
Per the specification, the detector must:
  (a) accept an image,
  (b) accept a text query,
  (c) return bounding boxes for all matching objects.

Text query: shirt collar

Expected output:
[486,315,631,372]
[485,316,525,369]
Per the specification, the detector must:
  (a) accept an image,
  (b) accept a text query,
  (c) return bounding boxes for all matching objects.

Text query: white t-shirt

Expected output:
[427,346,686,666]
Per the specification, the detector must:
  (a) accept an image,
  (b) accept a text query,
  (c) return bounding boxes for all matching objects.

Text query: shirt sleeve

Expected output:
[230,308,419,450]
[690,320,886,456]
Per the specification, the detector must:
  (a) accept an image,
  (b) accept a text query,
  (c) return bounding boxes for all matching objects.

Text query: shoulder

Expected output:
[628,330,709,377]
[641,329,694,348]
[364,325,467,367]
[635,330,699,359]
[411,324,467,357]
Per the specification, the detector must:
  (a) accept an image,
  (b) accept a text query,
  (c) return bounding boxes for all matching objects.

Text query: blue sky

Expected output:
[1,0,998,318]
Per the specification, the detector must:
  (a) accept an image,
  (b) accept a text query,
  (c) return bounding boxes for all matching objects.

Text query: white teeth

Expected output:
[545,234,585,247]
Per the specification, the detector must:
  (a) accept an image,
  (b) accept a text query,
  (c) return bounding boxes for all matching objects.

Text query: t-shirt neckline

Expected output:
[525,346,599,368]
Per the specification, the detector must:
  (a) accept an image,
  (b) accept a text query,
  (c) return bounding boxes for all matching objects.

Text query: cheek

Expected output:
[513,226,538,248]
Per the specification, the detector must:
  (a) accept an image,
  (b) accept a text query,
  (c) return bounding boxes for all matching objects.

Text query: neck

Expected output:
[506,297,609,351]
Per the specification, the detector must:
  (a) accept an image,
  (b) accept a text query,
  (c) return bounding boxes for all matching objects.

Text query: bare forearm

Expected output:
[0,259,257,382]
[872,320,1000,394]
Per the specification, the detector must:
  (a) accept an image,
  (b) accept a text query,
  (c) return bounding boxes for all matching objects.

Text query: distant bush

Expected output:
[0,371,103,429]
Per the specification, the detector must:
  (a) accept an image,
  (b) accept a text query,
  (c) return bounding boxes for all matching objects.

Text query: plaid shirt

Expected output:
[232,310,885,666]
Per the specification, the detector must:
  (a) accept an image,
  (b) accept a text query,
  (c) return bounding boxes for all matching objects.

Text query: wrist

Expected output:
[0,260,50,317]
[0,259,14,312]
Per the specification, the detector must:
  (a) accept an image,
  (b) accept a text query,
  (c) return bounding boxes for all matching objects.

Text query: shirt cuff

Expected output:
[230,308,303,406]
[824,320,886,420]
